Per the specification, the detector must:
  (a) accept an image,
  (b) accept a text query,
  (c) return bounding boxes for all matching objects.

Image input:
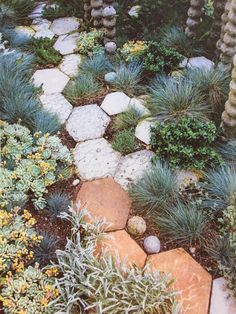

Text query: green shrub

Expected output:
[156,202,210,246]
[204,166,236,211]
[113,107,143,131]
[43,0,83,19]
[150,117,221,170]
[111,61,143,95]
[112,129,137,154]
[185,67,230,125]
[64,73,101,103]
[159,26,203,58]
[51,209,179,313]
[77,29,104,56]
[80,53,112,79]
[25,38,62,66]
[0,121,73,210]
[148,76,209,121]
[129,161,179,216]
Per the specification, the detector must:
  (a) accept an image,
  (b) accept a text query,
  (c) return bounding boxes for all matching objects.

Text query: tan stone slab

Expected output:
[146,248,212,314]
[76,178,130,231]
[97,230,147,269]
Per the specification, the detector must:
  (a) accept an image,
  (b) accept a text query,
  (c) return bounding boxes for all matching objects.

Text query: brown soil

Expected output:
[68,86,110,107]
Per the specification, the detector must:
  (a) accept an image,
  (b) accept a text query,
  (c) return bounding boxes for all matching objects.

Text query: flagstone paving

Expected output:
[54,33,80,55]
[59,54,81,77]
[50,17,80,35]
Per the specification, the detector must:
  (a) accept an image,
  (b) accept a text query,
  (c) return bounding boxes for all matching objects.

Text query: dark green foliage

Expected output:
[112,62,142,95]
[25,38,62,66]
[148,76,209,121]
[204,166,236,211]
[113,107,143,131]
[80,54,112,79]
[159,26,203,58]
[33,231,59,267]
[45,191,71,220]
[64,73,102,103]
[141,41,184,74]
[129,161,179,216]
[156,202,209,245]
[150,117,221,170]
[112,129,137,154]
[43,0,83,19]
[185,67,230,125]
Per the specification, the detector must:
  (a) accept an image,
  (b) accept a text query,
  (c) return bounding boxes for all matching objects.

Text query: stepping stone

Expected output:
[59,54,81,77]
[210,277,236,314]
[179,56,214,71]
[50,17,80,36]
[14,26,35,38]
[147,248,212,314]
[130,98,150,116]
[74,138,121,181]
[76,177,130,231]
[32,68,70,94]
[96,230,147,268]
[39,93,73,124]
[114,150,155,189]
[66,105,110,142]
[54,33,80,55]
[28,3,46,19]
[135,118,156,144]
[31,18,51,31]
[101,92,131,115]
[34,30,54,39]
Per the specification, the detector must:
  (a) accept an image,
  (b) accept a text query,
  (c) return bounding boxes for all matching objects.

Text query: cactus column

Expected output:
[219,0,236,69]
[91,0,103,27]
[185,0,204,38]
[209,0,227,48]
[216,0,232,53]
[222,55,236,136]
[84,0,92,22]
[103,4,117,54]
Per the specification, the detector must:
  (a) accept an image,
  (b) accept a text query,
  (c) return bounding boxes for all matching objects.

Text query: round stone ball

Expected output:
[127,216,146,236]
[103,6,116,17]
[105,41,117,54]
[144,236,161,254]
[104,71,117,83]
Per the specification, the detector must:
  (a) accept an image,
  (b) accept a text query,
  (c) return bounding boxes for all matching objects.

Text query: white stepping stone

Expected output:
[28,3,46,19]
[34,30,54,39]
[59,54,81,77]
[66,105,110,142]
[179,56,214,71]
[101,92,131,115]
[50,17,80,36]
[130,98,150,116]
[114,150,155,189]
[32,68,70,94]
[74,138,121,181]
[210,277,236,314]
[54,33,80,55]
[14,26,35,38]
[40,93,73,124]
[135,118,156,144]
[31,18,51,31]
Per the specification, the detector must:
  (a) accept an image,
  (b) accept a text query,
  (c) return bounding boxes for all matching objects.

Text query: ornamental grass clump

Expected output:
[129,161,179,216]
[217,140,236,165]
[51,209,179,313]
[0,121,73,210]
[148,75,209,121]
[80,53,112,79]
[44,190,71,220]
[112,107,143,131]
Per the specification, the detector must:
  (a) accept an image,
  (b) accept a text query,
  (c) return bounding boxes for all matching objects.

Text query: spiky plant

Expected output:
[45,190,71,220]
[80,53,112,79]
[148,76,209,121]
[156,202,210,245]
[204,166,236,211]
[0,0,36,21]
[185,67,230,125]
[129,161,179,216]
[111,61,142,95]
[159,25,203,57]
[112,129,137,154]
[33,231,59,267]
[32,110,61,135]
[113,107,143,131]
[217,140,236,165]
[63,73,101,103]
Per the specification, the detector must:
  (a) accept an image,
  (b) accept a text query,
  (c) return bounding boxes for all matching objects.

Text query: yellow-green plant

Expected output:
[77,29,104,56]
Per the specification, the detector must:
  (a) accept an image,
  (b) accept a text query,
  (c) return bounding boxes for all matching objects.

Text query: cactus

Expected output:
[216,0,232,52]
[209,0,227,50]
[91,0,103,27]
[185,0,204,38]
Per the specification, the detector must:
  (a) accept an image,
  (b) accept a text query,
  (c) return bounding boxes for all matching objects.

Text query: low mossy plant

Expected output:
[112,107,143,131]
[112,128,137,154]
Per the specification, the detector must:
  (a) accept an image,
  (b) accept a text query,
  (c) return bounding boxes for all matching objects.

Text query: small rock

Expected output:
[144,236,161,254]
[189,247,196,254]
[72,179,80,186]
[127,216,146,236]
[104,71,117,83]
[179,56,214,71]
[105,42,117,54]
